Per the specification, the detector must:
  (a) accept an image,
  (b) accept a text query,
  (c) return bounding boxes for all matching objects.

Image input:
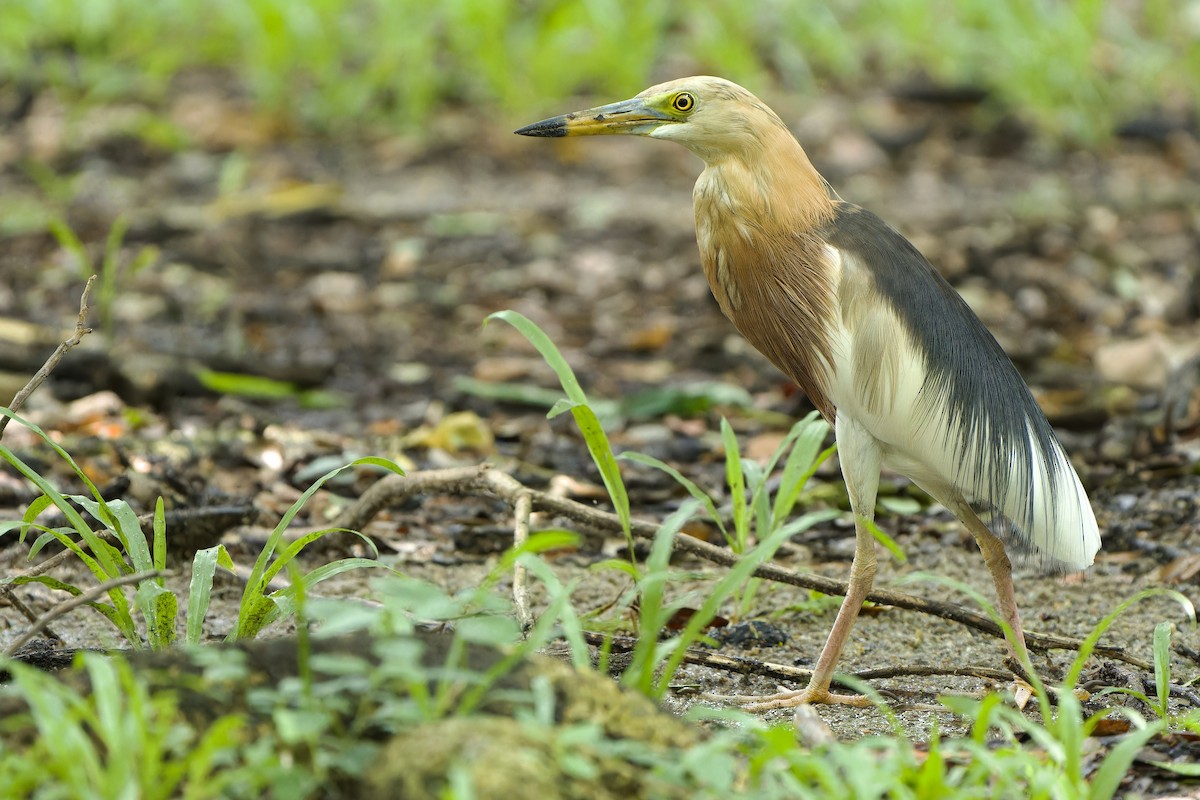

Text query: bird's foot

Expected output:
[713,687,873,711]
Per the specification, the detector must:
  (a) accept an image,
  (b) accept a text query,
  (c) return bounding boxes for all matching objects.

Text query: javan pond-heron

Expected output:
[516,76,1100,708]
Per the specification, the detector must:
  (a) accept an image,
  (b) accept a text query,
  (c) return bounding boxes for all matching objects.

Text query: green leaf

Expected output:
[624,499,703,695]
[1092,721,1167,797]
[187,544,233,645]
[136,581,177,649]
[877,495,922,515]
[773,417,833,526]
[720,418,748,551]
[4,574,86,595]
[1063,588,1195,689]
[1153,620,1172,717]
[455,376,622,426]
[237,594,280,641]
[547,397,574,420]
[650,501,803,698]
[271,557,394,622]
[153,497,167,574]
[0,409,132,590]
[486,310,631,543]
[485,310,588,405]
[865,519,908,564]
[234,456,404,641]
[48,217,91,275]
[590,558,642,581]
[260,528,378,588]
[1146,759,1200,777]
[194,369,304,400]
[566,401,630,544]
[616,382,754,420]
[75,496,149,573]
[18,494,54,542]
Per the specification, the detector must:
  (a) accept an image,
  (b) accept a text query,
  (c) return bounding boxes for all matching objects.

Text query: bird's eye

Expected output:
[672,92,695,113]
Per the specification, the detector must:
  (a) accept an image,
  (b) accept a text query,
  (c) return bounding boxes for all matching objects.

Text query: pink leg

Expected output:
[740,415,881,710]
[963,514,1026,659]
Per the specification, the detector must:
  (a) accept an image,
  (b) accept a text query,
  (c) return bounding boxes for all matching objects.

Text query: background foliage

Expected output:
[1,0,1197,142]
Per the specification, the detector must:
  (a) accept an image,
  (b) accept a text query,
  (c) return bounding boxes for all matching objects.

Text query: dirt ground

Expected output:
[1,80,1199,754]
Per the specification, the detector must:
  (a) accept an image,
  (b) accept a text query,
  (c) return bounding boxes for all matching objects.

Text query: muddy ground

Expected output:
[1,80,1199,757]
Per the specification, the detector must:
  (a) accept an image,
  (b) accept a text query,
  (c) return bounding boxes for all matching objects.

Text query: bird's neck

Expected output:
[692,125,841,419]
[696,124,836,235]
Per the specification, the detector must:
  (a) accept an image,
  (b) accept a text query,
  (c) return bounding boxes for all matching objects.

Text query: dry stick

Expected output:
[2,570,159,658]
[4,591,49,629]
[335,464,1151,670]
[581,630,1013,685]
[0,275,96,439]
[512,490,532,629]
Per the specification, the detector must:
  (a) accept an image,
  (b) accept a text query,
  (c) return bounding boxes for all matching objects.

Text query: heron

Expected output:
[516,77,1100,708]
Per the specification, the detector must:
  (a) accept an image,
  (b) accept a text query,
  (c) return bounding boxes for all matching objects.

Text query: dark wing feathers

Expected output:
[820,204,1095,568]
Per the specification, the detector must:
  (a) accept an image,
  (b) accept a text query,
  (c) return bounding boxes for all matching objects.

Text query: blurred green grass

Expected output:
[1,0,1197,143]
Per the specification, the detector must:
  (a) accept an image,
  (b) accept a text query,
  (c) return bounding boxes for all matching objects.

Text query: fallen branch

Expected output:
[334,464,1151,670]
[580,630,1013,686]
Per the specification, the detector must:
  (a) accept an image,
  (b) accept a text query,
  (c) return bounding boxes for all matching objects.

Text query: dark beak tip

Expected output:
[514,117,568,138]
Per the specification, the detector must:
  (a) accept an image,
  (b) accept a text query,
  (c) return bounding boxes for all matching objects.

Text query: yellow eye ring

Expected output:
[672,92,695,113]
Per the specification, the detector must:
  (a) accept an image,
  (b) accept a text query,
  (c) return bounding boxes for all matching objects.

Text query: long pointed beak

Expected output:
[515,97,674,138]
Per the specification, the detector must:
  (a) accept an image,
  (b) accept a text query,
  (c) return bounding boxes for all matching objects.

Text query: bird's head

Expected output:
[515,76,785,164]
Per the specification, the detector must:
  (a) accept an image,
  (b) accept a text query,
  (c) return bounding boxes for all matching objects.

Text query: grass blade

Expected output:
[187,544,234,645]
[1153,621,1171,717]
[720,418,747,551]
[619,451,727,540]
[487,310,631,542]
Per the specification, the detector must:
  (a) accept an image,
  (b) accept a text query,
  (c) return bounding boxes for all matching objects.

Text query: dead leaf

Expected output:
[208,181,342,221]
[679,519,722,544]
[745,431,787,461]
[1091,718,1133,737]
[404,411,495,454]
[1160,554,1200,584]
[663,607,728,632]
[625,322,675,352]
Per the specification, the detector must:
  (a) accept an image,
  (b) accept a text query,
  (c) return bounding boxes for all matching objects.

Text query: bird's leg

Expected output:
[958,512,1039,707]
[739,415,882,711]
[961,513,1026,660]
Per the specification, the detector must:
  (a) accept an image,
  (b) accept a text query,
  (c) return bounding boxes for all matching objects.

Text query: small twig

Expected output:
[0,275,95,439]
[3,591,60,639]
[513,490,532,630]
[333,465,1151,670]
[1004,655,1036,686]
[2,570,159,657]
[1174,642,1200,667]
